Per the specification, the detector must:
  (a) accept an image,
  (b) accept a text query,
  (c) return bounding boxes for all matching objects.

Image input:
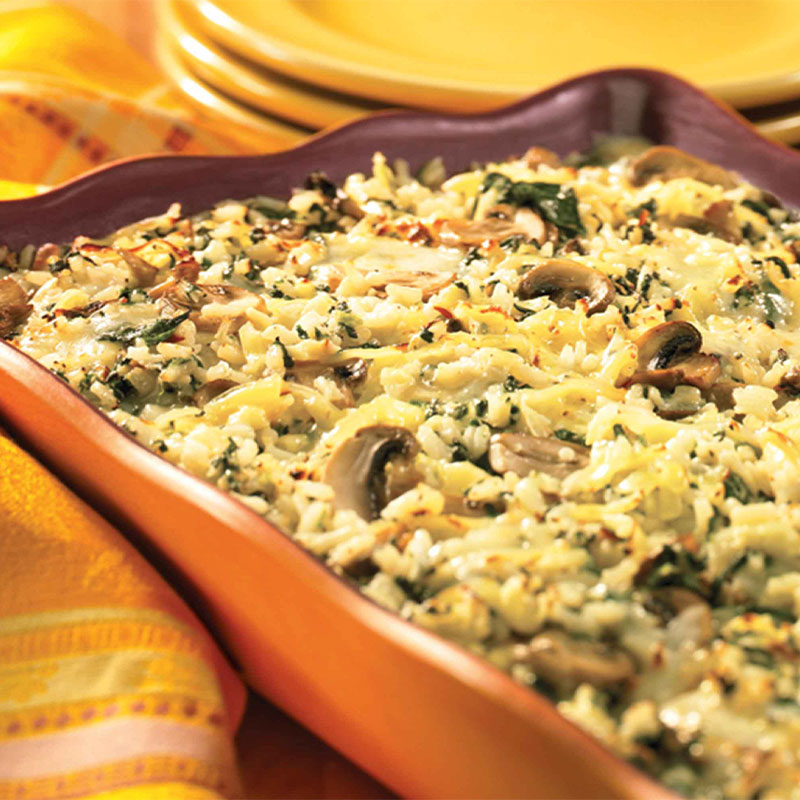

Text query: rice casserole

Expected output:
[4,144,800,799]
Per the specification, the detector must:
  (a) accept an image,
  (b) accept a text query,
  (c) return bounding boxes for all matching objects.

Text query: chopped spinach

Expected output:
[99,312,190,346]
[274,338,294,368]
[503,375,530,391]
[480,172,585,239]
[554,428,587,447]
[106,373,136,402]
[246,195,295,220]
[767,255,792,279]
[733,278,784,327]
[741,198,771,219]
[394,576,431,603]
[724,471,754,504]
[640,545,707,596]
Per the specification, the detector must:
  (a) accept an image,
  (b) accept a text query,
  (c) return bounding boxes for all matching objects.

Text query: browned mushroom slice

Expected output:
[650,586,709,616]
[324,426,421,520]
[0,276,31,337]
[636,320,701,369]
[335,194,365,221]
[703,380,742,410]
[439,207,546,247]
[778,366,800,394]
[286,358,367,407]
[630,146,737,189]
[173,259,200,282]
[32,242,63,271]
[118,249,158,287]
[670,200,741,243]
[518,630,634,691]
[624,320,720,391]
[772,369,800,409]
[488,433,589,479]
[517,259,616,315]
[658,353,721,391]
[523,146,561,170]
[656,406,699,421]
[193,379,237,407]
[362,269,455,301]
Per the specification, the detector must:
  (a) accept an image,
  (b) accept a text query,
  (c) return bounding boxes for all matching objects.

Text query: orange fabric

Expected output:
[0,1,272,187]
[0,431,246,799]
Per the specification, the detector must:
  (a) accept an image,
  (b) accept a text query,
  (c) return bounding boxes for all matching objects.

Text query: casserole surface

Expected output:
[5,139,800,798]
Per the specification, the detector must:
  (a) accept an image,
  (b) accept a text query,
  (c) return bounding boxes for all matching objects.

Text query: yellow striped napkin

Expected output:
[0,431,246,799]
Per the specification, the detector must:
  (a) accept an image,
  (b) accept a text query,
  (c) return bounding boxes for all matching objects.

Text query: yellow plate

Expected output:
[161,0,383,130]
[754,112,800,145]
[155,35,311,151]
[192,0,800,112]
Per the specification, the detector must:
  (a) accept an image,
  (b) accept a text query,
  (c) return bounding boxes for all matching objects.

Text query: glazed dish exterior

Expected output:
[2,71,800,799]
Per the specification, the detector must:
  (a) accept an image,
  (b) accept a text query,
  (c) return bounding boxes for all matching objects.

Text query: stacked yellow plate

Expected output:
[159,0,800,145]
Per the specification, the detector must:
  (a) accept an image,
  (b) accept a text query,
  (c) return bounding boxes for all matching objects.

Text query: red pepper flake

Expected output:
[479,305,509,316]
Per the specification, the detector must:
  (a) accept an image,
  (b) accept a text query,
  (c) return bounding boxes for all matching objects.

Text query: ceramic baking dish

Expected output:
[2,68,800,799]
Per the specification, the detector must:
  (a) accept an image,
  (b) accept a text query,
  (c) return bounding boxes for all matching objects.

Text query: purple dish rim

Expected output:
[2,66,800,251]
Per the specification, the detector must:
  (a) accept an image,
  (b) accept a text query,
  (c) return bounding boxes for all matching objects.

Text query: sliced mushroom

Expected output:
[517,259,616,315]
[523,146,561,170]
[335,194,365,221]
[439,207,546,247]
[636,321,701,369]
[703,380,742,410]
[661,593,714,647]
[193,379,237,407]
[324,426,421,520]
[118,249,158,287]
[516,630,635,691]
[623,320,721,391]
[32,242,64,271]
[173,259,200,282]
[155,281,265,332]
[286,358,367,407]
[630,146,737,189]
[489,433,589,479]
[649,586,708,616]
[362,269,455,301]
[0,276,31,337]
[669,200,741,243]
[659,353,721,391]
[778,366,800,394]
